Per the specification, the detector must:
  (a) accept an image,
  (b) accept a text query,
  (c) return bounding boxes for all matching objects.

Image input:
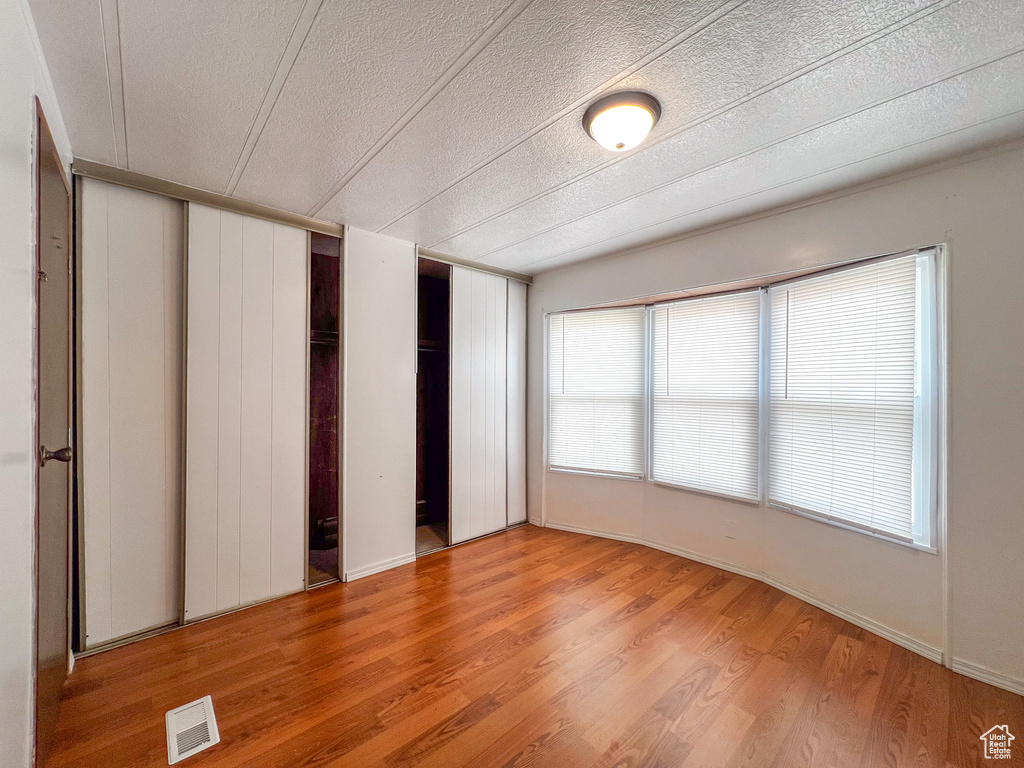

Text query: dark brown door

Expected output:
[34,99,72,767]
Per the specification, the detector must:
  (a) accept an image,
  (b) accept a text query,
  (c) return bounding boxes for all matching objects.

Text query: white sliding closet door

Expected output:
[184,203,306,620]
[451,267,508,544]
[81,179,183,648]
[506,280,527,525]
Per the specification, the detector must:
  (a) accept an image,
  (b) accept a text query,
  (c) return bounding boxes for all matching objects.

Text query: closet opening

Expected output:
[308,233,341,585]
[416,258,451,555]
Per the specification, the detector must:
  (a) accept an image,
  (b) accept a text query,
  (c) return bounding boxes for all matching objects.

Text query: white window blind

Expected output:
[768,253,926,542]
[651,291,761,500]
[549,308,645,476]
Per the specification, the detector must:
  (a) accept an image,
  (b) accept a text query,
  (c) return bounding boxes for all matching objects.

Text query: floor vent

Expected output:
[165,695,220,764]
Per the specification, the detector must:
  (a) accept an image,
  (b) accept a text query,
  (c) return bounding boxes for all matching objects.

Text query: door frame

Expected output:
[33,96,73,766]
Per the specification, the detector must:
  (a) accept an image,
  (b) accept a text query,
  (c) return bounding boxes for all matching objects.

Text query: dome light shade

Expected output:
[583,91,661,152]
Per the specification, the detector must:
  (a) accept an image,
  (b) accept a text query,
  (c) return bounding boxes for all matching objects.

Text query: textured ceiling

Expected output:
[30,0,1024,273]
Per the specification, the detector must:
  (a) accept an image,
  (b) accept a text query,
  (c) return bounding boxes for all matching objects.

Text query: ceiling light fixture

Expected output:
[583,91,661,152]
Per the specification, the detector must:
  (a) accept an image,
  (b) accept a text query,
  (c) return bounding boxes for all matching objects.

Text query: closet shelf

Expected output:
[311,330,340,345]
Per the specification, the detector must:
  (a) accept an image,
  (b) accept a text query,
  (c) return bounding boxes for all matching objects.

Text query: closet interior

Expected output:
[309,233,342,584]
[416,257,451,555]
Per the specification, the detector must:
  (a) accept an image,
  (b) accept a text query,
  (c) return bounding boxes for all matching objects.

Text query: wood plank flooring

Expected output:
[48,526,1023,767]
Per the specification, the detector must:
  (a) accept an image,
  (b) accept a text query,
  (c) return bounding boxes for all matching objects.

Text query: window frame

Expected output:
[644,288,764,505]
[763,248,943,552]
[545,305,648,480]
[543,245,946,554]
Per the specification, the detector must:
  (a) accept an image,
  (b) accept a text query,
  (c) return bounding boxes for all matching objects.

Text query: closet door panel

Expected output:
[449,269,473,546]
[484,274,496,535]
[82,179,183,647]
[184,204,223,620]
[185,205,307,619]
[270,223,308,596]
[451,267,508,544]
[490,275,508,535]
[470,271,487,539]
[107,186,176,637]
[238,217,274,605]
[160,198,185,620]
[81,180,113,645]
[506,280,528,525]
[216,213,243,612]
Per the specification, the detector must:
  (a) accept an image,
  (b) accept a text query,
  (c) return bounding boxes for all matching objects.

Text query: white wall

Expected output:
[342,227,417,580]
[80,179,183,647]
[527,143,1024,692]
[0,0,71,765]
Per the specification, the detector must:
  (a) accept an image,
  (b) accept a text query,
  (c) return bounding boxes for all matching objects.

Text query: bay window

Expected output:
[546,246,941,550]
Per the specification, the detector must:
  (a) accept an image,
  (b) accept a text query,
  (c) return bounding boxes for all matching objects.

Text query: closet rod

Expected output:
[416,246,532,285]
[72,159,344,238]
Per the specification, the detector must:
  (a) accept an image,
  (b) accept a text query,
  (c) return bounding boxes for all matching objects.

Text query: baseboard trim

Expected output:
[761,573,943,664]
[544,521,763,582]
[951,659,1024,696]
[345,553,416,582]
[543,520,942,665]
[645,536,764,583]
[545,520,644,546]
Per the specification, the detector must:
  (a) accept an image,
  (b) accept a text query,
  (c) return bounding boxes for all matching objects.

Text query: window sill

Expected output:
[547,466,644,482]
[767,503,938,554]
[648,478,761,507]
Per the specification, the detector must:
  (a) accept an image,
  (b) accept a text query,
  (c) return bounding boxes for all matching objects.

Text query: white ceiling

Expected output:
[30,0,1024,273]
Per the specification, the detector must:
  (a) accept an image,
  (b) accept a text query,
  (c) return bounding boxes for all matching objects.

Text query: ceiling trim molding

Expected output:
[416,246,532,284]
[224,0,326,195]
[306,0,537,218]
[73,159,344,237]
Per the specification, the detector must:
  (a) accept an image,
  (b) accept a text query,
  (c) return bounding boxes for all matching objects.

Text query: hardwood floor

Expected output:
[50,526,1023,767]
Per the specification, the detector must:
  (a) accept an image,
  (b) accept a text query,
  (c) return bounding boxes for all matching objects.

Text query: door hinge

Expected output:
[38,270,47,283]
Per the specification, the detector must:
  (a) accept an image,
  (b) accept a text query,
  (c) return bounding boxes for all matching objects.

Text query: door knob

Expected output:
[40,445,72,466]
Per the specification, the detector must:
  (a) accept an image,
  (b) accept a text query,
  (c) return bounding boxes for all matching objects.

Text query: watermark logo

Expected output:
[980,725,1014,760]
